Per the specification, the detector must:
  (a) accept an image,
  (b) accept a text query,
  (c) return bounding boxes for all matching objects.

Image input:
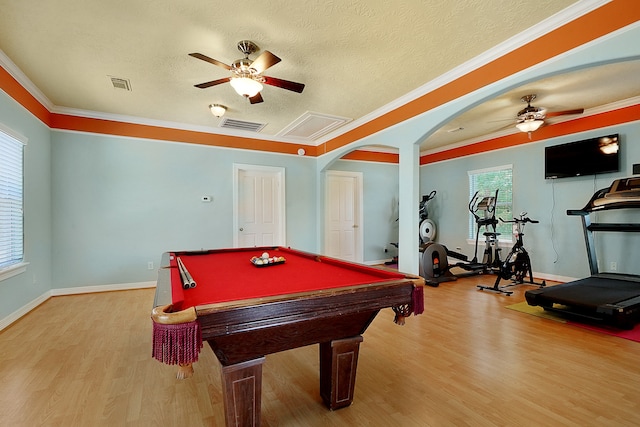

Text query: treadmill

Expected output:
[525,177,640,329]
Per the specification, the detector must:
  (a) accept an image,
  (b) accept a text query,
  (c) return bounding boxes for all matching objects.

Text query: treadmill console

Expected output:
[606,177,640,197]
[592,177,640,208]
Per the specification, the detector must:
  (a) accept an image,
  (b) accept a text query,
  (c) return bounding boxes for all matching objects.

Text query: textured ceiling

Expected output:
[0,0,637,153]
[423,59,640,152]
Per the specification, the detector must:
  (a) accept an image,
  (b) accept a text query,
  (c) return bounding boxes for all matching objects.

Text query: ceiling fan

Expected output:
[514,94,584,134]
[189,40,305,104]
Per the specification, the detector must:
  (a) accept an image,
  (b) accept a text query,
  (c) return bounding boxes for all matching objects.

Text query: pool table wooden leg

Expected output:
[220,357,265,427]
[319,335,364,410]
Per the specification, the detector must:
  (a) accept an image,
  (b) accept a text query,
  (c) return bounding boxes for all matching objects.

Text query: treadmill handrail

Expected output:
[587,223,640,232]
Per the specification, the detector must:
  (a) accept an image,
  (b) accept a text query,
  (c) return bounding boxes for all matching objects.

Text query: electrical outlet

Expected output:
[610,261,617,271]
[148,261,154,270]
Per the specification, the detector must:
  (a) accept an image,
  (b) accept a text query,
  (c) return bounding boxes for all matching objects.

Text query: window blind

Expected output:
[0,129,24,270]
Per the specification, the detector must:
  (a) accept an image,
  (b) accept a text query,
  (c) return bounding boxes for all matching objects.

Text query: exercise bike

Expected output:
[477,212,546,296]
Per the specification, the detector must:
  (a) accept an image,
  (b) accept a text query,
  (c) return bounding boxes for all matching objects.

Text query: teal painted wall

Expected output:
[0,91,52,319]
[50,132,317,288]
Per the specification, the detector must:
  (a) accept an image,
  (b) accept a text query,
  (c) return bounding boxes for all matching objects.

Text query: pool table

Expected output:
[151,246,424,427]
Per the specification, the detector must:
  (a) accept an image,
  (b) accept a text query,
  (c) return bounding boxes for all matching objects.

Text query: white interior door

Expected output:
[233,164,285,247]
[325,171,363,262]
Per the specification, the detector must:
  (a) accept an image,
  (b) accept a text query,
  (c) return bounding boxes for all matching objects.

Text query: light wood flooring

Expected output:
[1,275,639,426]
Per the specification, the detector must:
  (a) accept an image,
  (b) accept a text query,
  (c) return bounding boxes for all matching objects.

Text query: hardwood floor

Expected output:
[1,276,639,426]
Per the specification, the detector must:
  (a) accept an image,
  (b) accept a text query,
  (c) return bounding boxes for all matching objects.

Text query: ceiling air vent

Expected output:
[109,76,132,91]
[219,118,266,133]
[277,111,351,141]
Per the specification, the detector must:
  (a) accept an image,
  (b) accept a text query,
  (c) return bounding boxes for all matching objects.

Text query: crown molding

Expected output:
[50,105,317,146]
[420,96,640,158]
[0,49,53,110]
[314,0,610,145]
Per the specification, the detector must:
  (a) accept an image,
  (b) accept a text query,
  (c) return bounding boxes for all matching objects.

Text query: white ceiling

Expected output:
[0,0,638,153]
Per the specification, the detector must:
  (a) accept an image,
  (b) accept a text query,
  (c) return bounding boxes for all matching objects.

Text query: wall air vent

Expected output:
[109,76,132,91]
[219,118,266,133]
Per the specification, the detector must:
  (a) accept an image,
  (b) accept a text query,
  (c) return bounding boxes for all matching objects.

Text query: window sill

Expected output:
[0,262,29,282]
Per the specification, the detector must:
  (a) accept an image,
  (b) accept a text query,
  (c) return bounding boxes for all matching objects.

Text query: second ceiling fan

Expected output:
[190,40,305,104]
[514,94,584,134]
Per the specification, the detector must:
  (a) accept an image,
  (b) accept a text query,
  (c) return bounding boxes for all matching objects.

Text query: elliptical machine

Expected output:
[421,242,457,286]
[477,212,546,295]
[449,189,502,274]
[418,191,459,286]
[421,189,502,286]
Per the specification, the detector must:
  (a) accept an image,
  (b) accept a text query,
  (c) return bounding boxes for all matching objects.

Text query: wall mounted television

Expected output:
[544,134,620,179]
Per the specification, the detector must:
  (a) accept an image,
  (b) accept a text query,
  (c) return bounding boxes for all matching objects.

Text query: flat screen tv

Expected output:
[544,134,620,179]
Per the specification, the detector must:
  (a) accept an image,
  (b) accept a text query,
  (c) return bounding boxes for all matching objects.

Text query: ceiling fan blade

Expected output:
[262,76,305,93]
[249,92,264,104]
[194,77,230,89]
[488,118,518,123]
[189,53,231,70]
[546,108,584,118]
[493,122,519,132]
[251,51,281,74]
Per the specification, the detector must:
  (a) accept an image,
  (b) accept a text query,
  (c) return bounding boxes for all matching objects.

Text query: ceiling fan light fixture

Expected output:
[516,119,544,133]
[230,77,263,98]
[209,104,226,117]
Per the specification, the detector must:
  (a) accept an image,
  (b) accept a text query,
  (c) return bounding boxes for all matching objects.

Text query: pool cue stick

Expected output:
[176,258,190,289]
[177,257,196,289]
[176,257,197,288]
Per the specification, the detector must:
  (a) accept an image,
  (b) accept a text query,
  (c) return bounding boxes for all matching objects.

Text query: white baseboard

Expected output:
[367,260,576,284]
[531,272,578,284]
[0,281,156,332]
[50,280,156,296]
[364,259,394,266]
[0,290,51,332]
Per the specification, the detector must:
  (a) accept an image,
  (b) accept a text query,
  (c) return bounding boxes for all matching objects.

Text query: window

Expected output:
[467,165,513,242]
[0,126,25,275]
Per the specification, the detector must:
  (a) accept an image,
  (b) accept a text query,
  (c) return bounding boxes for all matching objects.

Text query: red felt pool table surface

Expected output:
[165,246,406,310]
[153,246,424,426]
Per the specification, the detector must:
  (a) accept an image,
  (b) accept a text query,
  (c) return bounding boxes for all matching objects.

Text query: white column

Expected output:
[397,143,420,275]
